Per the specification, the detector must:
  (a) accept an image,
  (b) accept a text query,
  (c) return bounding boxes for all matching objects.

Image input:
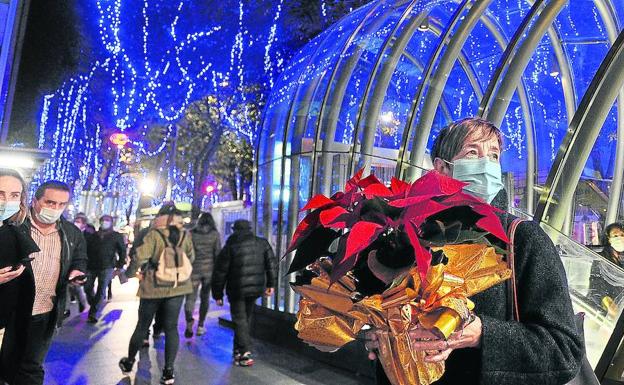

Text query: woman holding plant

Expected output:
[366,117,583,385]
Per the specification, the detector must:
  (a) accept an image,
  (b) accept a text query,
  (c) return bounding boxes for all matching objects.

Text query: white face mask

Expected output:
[100,221,112,230]
[611,237,624,253]
[35,206,63,224]
[448,157,504,203]
[0,200,20,221]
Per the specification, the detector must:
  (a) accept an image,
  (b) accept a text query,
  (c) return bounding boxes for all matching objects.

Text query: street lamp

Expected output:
[140,177,156,195]
[109,132,130,149]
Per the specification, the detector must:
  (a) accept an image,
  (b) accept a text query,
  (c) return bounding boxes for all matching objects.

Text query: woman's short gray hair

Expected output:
[430,117,503,162]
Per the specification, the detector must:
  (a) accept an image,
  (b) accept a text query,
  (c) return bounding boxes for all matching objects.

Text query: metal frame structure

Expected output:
[255,3,624,372]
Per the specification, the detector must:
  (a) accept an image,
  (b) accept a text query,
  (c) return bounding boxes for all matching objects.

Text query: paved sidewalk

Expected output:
[43,280,374,385]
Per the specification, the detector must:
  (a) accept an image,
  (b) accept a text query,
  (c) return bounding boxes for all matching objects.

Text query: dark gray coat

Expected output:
[377,192,583,385]
[190,225,221,281]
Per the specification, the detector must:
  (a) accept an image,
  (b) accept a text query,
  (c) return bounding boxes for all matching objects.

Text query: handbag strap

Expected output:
[507,218,527,322]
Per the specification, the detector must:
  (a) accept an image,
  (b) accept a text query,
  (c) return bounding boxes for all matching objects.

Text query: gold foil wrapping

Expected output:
[291,244,511,385]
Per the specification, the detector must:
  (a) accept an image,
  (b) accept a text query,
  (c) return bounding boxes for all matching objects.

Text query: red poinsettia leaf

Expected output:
[403,199,449,227]
[319,206,351,228]
[436,191,503,213]
[408,171,466,197]
[329,236,355,283]
[285,210,321,255]
[358,174,382,189]
[301,194,336,212]
[389,194,436,208]
[343,221,384,265]
[345,169,365,192]
[390,177,410,196]
[330,191,345,203]
[405,219,431,282]
[362,183,393,198]
[473,205,509,243]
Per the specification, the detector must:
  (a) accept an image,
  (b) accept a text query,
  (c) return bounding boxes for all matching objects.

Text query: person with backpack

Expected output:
[212,219,277,367]
[183,212,221,338]
[119,203,194,385]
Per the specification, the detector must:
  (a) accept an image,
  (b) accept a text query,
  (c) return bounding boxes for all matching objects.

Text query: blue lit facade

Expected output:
[257,0,624,374]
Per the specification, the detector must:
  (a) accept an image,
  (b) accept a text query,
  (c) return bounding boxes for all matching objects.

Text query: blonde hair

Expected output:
[0,168,28,224]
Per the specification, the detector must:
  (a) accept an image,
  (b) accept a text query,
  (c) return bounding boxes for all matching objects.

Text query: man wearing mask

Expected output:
[2,180,87,385]
[85,214,126,323]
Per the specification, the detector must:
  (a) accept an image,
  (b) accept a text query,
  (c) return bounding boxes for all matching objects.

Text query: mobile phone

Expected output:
[70,274,87,282]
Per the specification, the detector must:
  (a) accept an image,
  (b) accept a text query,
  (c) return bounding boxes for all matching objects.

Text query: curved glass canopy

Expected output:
[256,0,624,378]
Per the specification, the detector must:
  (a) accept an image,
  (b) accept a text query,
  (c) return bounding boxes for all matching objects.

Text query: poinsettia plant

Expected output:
[286,170,509,290]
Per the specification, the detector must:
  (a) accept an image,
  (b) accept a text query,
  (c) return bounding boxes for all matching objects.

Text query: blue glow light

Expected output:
[35,0,290,211]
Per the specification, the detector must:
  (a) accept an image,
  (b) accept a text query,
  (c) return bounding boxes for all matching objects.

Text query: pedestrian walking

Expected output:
[0,169,40,384]
[119,203,194,384]
[1,180,87,385]
[85,214,126,323]
[212,219,277,367]
[184,212,221,338]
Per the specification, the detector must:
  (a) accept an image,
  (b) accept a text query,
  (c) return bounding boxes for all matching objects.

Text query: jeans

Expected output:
[85,268,114,317]
[128,296,184,369]
[1,312,55,385]
[184,277,211,325]
[229,297,257,354]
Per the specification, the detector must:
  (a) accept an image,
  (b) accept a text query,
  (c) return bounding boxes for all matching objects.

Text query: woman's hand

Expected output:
[364,316,483,363]
[409,316,483,363]
[364,329,381,361]
[0,265,25,284]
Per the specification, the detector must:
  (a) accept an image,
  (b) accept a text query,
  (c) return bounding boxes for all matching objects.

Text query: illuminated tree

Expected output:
[212,131,253,203]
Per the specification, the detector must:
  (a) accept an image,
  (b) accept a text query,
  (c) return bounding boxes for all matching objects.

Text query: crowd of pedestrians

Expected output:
[0,169,278,385]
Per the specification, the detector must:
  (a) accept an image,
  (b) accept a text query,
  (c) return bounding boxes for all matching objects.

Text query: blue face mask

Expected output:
[449,157,504,203]
[0,200,21,221]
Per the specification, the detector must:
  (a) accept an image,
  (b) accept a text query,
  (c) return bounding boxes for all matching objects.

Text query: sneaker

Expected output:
[236,352,254,367]
[160,367,175,384]
[118,357,135,374]
[63,309,71,319]
[196,326,206,336]
[78,302,86,313]
[87,314,98,324]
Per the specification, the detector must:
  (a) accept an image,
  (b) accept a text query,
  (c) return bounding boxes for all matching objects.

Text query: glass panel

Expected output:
[544,223,624,368]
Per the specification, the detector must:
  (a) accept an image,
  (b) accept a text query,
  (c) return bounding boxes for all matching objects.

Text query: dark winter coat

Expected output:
[86,229,127,271]
[211,230,277,300]
[22,216,88,327]
[190,225,221,281]
[377,191,583,385]
[0,222,39,329]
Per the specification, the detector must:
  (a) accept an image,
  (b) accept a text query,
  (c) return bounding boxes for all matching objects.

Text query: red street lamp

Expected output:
[109,132,130,149]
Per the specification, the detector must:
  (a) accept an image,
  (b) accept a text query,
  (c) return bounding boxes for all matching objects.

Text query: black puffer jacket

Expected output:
[191,224,221,280]
[86,230,126,270]
[212,230,277,300]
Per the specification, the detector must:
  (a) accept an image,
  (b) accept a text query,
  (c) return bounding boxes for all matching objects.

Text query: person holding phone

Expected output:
[0,169,40,384]
[1,180,87,385]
